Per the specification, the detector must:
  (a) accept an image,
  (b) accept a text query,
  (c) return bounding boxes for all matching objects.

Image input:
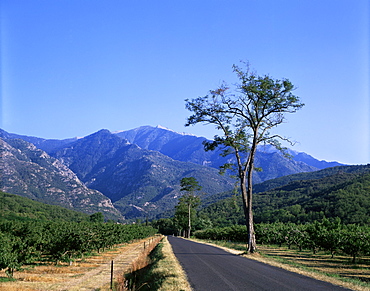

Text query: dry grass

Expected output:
[0,237,162,291]
[0,287,37,291]
[122,236,191,291]
[116,236,163,291]
[254,246,370,291]
[151,236,192,291]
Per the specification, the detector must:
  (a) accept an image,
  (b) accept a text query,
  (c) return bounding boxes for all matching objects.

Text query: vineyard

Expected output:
[194,218,370,263]
[0,219,157,278]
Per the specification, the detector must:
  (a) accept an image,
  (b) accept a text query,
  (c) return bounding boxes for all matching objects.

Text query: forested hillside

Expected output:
[0,191,90,222]
[199,164,370,226]
[253,164,370,193]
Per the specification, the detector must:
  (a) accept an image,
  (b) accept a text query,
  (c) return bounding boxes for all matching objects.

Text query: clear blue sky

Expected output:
[1,0,369,165]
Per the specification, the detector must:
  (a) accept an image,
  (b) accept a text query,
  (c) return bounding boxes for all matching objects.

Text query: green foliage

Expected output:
[341,224,370,263]
[180,177,202,193]
[194,220,370,263]
[0,220,45,278]
[253,164,370,194]
[176,189,201,231]
[151,218,177,235]
[307,218,342,257]
[0,191,89,222]
[89,212,104,223]
[194,225,247,242]
[0,232,20,278]
[0,218,157,277]
[174,177,202,238]
[199,166,370,226]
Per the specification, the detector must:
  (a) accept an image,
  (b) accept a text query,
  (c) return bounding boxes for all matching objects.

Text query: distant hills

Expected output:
[200,164,370,226]
[1,125,347,220]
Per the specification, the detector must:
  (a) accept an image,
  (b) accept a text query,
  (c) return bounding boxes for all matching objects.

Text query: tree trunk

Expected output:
[188,203,191,238]
[246,169,257,253]
[235,130,258,254]
[240,170,256,253]
[246,142,257,253]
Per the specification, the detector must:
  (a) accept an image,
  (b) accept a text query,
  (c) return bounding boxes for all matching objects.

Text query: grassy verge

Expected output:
[123,237,191,291]
[192,239,370,291]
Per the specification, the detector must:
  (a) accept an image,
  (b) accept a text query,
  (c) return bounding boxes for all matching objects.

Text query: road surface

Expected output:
[168,236,351,291]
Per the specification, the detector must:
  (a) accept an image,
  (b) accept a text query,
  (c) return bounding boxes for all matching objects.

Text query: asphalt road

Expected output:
[167,236,351,291]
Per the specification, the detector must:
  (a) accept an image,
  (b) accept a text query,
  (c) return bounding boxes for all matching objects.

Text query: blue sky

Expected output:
[1,0,369,165]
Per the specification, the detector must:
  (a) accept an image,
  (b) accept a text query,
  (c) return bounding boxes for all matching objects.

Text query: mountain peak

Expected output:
[156,125,169,130]
[114,125,197,140]
[90,129,112,136]
[154,125,196,137]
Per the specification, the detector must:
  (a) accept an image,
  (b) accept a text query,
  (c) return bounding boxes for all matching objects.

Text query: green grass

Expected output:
[0,276,16,282]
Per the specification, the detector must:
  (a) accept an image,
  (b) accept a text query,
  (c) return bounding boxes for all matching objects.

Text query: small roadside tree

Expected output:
[175,177,202,238]
[185,62,304,252]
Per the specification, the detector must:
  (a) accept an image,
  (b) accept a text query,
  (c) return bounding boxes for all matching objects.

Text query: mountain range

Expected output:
[0,126,345,220]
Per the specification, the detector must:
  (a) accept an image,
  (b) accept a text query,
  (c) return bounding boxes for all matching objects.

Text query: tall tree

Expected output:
[185,62,304,252]
[175,177,202,238]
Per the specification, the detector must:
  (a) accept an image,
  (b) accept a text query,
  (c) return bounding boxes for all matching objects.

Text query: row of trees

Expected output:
[0,219,157,278]
[194,218,370,263]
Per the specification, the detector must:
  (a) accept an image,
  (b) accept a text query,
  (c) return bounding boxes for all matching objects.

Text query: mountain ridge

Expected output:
[116,126,344,170]
[50,129,234,219]
[1,126,348,220]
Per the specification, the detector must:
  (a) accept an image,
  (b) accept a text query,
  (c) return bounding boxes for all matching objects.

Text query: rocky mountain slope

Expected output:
[52,129,234,219]
[0,137,123,221]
